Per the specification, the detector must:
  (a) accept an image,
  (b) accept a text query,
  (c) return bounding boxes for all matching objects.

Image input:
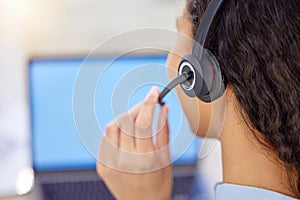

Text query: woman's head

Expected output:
[172,0,300,196]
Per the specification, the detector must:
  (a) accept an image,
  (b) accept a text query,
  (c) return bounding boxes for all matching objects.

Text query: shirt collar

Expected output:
[215,183,297,200]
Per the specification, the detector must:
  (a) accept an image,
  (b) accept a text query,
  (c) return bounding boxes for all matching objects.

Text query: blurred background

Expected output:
[0,0,184,199]
[0,0,183,107]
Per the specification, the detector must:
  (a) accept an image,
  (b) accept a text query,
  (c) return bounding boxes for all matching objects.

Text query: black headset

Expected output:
[159,0,227,105]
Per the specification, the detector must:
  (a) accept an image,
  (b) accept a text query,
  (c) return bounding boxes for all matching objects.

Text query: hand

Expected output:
[97,87,172,200]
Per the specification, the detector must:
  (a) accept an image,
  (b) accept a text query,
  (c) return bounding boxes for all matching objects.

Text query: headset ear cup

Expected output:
[198,49,227,102]
[178,54,204,98]
[178,51,227,103]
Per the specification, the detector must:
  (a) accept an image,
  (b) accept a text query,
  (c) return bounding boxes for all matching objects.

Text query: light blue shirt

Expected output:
[215,183,297,200]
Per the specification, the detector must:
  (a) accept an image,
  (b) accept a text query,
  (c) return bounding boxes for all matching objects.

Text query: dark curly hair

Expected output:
[187,0,300,197]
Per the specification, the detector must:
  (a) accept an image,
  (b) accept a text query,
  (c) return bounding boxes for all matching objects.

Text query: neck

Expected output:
[220,96,296,198]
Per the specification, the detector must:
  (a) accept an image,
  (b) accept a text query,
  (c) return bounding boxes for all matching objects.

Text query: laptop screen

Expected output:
[29,55,200,171]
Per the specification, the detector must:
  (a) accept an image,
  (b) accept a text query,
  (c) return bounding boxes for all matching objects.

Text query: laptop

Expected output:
[28,55,201,200]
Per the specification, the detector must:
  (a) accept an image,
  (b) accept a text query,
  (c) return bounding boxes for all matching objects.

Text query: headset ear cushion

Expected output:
[178,54,204,98]
[198,49,227,102]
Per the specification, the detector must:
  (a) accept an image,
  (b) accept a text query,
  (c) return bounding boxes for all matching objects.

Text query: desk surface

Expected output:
[0,194,30,200]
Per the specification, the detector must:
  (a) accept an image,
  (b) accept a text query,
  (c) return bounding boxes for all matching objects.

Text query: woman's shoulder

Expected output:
[215,183,297,200]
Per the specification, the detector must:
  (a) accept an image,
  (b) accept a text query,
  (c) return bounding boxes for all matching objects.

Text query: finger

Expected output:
[155,106,170,150]
[135,86,160,129]
[104,121,120,147]
[114,103,141,135]
[135,86,160,153]
[117,113,135,152]
[128,103,141,123]
[98,122,121,172]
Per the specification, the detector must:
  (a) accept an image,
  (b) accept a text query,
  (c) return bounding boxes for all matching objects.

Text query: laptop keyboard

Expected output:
[41,180,114,200]
[41,176,194,200]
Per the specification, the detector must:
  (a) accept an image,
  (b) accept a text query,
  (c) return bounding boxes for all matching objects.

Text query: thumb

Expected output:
[154,105,170,150]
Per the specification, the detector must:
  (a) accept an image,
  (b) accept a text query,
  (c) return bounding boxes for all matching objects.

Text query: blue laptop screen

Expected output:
[29,55,200,171]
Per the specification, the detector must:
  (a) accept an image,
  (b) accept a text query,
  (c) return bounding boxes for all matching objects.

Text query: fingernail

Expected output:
[146,86,160,99]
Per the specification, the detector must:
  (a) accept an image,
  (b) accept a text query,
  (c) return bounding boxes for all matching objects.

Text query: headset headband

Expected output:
[158,0,226,105]
[192,0,225,57]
